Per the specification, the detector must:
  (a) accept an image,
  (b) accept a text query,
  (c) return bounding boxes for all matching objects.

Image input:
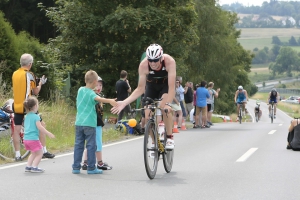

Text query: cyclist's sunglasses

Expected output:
[147,58,160,63]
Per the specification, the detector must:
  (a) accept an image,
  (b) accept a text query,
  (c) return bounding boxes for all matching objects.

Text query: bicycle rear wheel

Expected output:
[239,108,242,124]
[0,128,29,161]
[163,130,174,173]
[270,108,274,123]
[144,120,158,179]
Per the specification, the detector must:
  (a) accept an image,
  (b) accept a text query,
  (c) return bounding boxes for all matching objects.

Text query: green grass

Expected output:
[238,37,293,51]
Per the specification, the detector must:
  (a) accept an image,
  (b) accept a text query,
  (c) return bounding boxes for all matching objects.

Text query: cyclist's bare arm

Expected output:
[245,90,249,101]
[163,54,176,107]
[234,90,238,103]
[123,60,148,105]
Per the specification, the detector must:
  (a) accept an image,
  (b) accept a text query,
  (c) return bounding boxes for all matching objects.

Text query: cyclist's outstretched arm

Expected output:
[234,91,237,103]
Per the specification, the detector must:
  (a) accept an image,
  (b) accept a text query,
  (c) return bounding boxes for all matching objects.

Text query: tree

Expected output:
[42,0,197,100]
[272,47,299,75]
[289,36,298,46]
[272,36,281,45]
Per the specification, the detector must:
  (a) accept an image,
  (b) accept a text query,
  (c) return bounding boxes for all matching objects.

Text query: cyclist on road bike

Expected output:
[254,99,262,120]
[111,44,176,149]
[234,85,249,121]
[268,88,280,119]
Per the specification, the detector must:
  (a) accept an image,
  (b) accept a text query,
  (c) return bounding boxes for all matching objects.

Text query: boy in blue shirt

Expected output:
[72,70,117,174]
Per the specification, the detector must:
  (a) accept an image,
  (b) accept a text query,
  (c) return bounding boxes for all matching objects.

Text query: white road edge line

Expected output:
[236,148,258,162]
[268,130,277,135]
[0,136,143,170]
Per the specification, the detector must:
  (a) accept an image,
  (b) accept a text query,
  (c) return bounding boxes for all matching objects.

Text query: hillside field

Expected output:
[237,28,300,51]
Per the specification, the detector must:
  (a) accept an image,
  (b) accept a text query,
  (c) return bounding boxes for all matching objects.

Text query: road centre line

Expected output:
[0,136,143,170]
[236,148,258,162]
[268,130,277,135]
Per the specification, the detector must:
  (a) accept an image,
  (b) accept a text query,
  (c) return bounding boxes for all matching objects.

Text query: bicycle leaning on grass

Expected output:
[0,100,30,161]
[131,97,174,179]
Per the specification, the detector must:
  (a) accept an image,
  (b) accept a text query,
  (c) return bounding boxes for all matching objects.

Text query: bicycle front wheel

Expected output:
[163,130,174,173]
[239,109,242,124]
[144,120,158,179]
[0,129,29,161]
[255,112,258,122]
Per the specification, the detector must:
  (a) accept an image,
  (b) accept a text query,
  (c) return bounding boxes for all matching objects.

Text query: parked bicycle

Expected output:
[0,100,30,161]
[131,97,174,179]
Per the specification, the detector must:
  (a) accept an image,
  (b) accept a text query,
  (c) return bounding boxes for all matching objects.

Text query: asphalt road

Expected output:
[0,100,299,200]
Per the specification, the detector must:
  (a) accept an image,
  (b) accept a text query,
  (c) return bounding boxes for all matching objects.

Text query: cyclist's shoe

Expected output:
[166,139,175,149]
[81,163,88,170]
[15,156,22,162]
[31,167,45,173]
[97,162,112,170]
[43,152,55,159]
[87,168,103,174]
[25,166,32,172]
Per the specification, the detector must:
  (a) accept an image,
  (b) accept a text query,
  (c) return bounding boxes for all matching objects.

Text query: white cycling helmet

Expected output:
[146,44,163,59]
[238,85,243,90]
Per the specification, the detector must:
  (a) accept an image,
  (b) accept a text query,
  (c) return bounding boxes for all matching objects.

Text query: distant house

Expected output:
[280,16,296,26]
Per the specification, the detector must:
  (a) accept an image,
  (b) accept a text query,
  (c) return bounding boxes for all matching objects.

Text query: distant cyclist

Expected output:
[268,88,280,119]
[234,85,249,121]
[254,99,262,120]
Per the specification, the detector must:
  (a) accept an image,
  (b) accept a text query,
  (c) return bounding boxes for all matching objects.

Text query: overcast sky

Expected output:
[219,0,299,6]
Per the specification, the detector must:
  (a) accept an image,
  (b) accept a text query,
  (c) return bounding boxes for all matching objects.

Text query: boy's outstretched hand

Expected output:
[111,101,126,115]
[108,99,118,107]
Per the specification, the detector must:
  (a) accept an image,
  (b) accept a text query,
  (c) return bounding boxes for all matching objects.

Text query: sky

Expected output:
[219,0,298,6]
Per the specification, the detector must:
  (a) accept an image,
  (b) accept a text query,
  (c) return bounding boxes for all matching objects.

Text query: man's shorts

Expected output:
[269,99,277,104]
[144,82,168,100]
[207,104,212,112]
[185,103,193,114]
[14,113,25,125]
[171,103,182,111]
[196,106,207,116]
[236,98,246,104]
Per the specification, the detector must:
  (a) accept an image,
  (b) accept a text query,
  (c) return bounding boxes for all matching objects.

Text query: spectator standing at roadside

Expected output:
[23,96,55,173]
[206,82,220,126]
[81,76,112,171]
[195,81,210,128]
[72,70,117,174]
[176,76,186,119]
[174,81,183,128]
[12,53,55,161]
[116,70,132,121]
[184,81,194,120]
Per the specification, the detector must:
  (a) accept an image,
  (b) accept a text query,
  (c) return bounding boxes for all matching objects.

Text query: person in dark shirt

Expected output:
[115,70,132,121]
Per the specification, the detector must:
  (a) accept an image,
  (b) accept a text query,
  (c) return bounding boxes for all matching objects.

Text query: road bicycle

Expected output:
[0,101,30,161]
[131,97,174,179]
[254,102,261,122]
[237,102,244,124]
[269,101,275,123]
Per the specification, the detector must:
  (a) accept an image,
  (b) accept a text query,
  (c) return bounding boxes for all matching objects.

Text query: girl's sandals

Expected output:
[193,125,200,128]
